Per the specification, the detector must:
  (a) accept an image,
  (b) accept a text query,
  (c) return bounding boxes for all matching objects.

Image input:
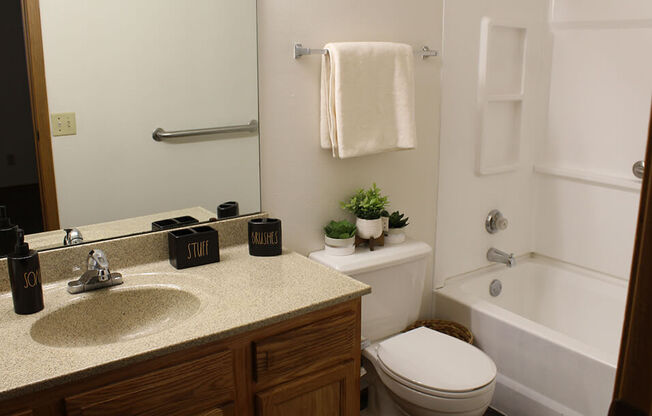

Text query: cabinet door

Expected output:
[253,311,357,388]
[65,350,235,416]
[256,361,358,416]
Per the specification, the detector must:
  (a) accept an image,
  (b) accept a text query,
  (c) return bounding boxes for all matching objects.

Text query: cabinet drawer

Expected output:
[253,311,357,387]
[65,350,235,416]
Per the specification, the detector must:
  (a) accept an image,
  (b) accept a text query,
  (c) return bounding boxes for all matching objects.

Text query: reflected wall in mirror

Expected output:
[1,0,260,254]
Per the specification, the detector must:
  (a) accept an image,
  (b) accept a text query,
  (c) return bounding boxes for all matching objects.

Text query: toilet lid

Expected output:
[377,327,497,393]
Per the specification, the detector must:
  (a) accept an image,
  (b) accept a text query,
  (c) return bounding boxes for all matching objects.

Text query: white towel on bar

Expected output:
[320,42,416,159]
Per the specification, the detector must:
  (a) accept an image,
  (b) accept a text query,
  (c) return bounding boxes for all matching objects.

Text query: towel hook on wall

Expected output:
[293,43,438,59]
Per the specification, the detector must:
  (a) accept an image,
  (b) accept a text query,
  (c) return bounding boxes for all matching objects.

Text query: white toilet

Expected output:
[310,240,496,416]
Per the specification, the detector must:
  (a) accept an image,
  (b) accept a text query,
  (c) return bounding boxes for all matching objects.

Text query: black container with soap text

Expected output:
[8,229,43,314]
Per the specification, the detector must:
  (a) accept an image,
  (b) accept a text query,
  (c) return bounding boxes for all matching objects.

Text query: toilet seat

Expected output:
[375,327,497,397]
[376,358,495,400]
[373,361,495,415]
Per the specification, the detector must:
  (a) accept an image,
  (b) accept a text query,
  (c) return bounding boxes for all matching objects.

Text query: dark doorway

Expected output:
[0,0,43,234]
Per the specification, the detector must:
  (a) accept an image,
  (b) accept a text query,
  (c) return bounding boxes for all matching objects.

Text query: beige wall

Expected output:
[257,0,443,318]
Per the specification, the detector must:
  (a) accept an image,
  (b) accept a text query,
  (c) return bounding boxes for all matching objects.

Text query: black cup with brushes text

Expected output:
[248,218,282,256]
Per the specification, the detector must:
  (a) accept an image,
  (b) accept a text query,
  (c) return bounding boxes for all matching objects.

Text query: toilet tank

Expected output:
[309,240,432,342]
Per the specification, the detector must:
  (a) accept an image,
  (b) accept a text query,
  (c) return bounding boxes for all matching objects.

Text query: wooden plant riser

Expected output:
[355,234,384,251]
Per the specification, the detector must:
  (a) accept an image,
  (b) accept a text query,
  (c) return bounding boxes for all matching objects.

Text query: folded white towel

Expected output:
[320,42,417,159]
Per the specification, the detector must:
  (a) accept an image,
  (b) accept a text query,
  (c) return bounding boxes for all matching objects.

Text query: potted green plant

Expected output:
[386,211,409,244]
[341,184,389,239]
[324,220,356,246]
[323,220,356,256]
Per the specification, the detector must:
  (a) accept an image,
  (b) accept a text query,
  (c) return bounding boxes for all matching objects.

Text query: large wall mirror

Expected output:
[1,0,260,254]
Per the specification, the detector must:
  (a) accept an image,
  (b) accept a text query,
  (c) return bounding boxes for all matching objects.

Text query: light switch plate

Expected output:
[51,112,77,136]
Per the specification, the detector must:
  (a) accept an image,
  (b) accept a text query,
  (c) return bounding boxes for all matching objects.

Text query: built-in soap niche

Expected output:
[476,17,527,175]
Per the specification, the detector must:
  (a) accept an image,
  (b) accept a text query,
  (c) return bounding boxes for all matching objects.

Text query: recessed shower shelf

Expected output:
[476,17,528,176]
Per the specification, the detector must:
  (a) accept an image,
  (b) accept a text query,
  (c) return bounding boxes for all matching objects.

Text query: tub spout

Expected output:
[487,248,516,268]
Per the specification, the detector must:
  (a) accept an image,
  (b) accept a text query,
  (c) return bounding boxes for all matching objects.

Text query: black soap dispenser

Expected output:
[0,205,18,256]
[8,229,44,314]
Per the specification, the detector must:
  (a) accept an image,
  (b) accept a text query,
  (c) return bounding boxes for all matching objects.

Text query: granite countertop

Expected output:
[0,244,370,400]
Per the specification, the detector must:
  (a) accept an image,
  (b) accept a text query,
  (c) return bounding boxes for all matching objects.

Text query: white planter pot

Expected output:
[325,244,356,256]
[325,236,355,248]
[356,218,383,239]
[386,228,406,244]
[381,216,389,233]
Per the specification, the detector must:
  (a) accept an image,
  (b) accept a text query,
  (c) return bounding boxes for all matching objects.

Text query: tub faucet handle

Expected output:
[486,210,509,234]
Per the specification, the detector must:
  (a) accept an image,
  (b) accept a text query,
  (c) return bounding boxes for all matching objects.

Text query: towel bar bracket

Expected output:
[293,42,439,59]
[294,43,326,59]
[418,46,439,59]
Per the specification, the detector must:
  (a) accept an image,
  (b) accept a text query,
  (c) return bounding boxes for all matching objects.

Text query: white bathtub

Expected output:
[435,255,627,416]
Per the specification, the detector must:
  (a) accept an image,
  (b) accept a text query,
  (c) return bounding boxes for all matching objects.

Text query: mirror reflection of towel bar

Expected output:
[152,120,258,142]
[293,43,439,59]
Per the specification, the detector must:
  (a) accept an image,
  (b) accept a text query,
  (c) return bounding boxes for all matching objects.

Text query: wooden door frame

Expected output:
[20,0,59,230]
[610,102,652,416]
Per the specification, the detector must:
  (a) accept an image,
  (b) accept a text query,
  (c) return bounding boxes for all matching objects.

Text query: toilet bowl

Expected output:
[309,240,497,416]
[363,327,496,416]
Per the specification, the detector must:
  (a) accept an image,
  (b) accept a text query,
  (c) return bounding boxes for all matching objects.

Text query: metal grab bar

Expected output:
[152,119,258,142]
[633,160,645,179]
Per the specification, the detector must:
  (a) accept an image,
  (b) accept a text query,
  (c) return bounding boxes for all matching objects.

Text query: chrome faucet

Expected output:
[63,228,84,245]
[67,249,123,294]
[487,248,516,268]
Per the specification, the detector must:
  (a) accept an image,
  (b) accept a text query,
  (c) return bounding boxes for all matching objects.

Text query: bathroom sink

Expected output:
[30,286,201,347]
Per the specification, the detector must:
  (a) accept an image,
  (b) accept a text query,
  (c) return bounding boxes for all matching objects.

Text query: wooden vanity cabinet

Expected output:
[0,299,361,416]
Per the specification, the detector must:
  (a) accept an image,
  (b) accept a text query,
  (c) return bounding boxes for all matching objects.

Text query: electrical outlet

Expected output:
[51,112,77,136]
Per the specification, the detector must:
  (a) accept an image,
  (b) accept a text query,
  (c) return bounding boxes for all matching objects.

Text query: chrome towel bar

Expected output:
[293,43,439,59]
[152,120,258,142]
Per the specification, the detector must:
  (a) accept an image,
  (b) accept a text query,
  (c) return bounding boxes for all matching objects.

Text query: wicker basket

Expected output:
[404,319,474,344]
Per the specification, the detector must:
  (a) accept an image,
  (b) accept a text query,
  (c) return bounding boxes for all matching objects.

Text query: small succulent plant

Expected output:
[388,211,409,229]
[324,220,357,239]
[340,183,390,220]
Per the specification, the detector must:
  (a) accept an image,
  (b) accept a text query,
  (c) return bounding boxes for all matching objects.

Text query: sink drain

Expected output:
[489,279,502,297]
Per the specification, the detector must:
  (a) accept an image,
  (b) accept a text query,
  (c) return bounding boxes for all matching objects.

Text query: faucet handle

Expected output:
[87,249,110,271]
[486,210,509,234]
